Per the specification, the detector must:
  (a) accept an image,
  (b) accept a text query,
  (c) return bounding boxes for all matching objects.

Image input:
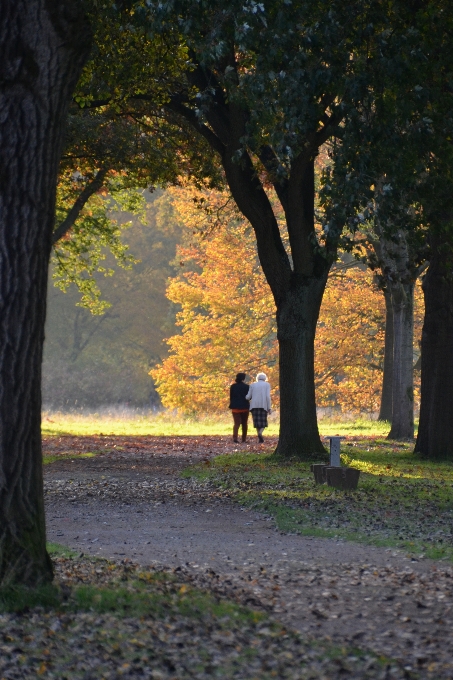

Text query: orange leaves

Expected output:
[316,268,386,413]
[151,187,277,413]
[152,187,423,415]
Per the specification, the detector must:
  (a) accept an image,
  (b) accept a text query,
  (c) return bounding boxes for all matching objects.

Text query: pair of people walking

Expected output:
[229,372,271,443]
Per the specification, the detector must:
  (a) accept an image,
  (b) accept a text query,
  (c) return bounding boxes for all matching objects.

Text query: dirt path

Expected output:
[44,436,453,678]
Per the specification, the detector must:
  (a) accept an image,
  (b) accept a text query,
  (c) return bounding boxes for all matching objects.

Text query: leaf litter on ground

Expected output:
[39,433,453,678]
[0,555,405,680]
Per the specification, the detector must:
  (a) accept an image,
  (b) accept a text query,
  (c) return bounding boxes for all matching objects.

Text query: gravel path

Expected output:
[44,437,453,678]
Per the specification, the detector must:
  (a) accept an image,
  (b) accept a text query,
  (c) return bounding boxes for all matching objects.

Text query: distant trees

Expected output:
[151,187,278,412]
[43,193,183,409]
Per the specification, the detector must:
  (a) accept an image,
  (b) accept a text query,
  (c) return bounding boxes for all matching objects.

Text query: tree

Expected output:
[320,101,430,440]
[0,0,90,585]
[127,0,395,457]
[152,186,424,415]
[320,2,453,449]
[412,5,453,458]
[368,228,427,439]
[50,3,221,313]
[151,186,278,412]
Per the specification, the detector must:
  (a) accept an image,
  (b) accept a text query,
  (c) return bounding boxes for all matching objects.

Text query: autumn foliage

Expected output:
[151,187,422,415]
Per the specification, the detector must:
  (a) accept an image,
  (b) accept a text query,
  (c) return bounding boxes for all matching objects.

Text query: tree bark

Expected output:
[415,237,453,459]
[0,0,90,585]
[275,276,328,457]
[387,282,414,439]
[372,228,415,439]
[378,287,393,421]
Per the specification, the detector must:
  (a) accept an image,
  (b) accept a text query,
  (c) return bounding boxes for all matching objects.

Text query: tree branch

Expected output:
[165,97,226,156]
[258,145,289,212]
[52,168,109,245]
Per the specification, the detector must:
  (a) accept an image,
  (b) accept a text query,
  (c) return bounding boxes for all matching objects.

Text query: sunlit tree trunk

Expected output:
[0,0,90,585]
[378,287,393,421]
[387,282,414,439]
[372,228,415,439]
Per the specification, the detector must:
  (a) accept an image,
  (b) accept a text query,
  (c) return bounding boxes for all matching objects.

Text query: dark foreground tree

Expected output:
[0,0,90,585]
[416,235,453,458]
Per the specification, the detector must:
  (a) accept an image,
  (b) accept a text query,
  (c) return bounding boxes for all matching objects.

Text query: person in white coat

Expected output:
[246,372,271,443]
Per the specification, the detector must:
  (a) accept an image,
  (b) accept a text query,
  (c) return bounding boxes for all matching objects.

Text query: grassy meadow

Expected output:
[42,409,391,438]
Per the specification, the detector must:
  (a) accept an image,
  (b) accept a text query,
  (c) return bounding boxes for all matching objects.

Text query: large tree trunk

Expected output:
[387,283,414,439]
[0,0,90,585]
[415,238,453,459]
[275,276,328,458]
[378,288,393,421]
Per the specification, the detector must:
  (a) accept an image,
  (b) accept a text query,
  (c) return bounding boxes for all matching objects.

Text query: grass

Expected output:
[0,555,262,627]
[43,452,97,465]
[47,542,79,558]
[72,581,262,622]
[41,410,281,436]
[42,410,390,437]
[183,439,453,561]
[0,583,62,612]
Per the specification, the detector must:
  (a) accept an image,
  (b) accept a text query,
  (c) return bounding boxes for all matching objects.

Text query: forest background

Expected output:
[43,184,423,417]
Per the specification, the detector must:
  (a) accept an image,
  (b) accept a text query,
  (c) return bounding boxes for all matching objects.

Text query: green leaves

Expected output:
[53,174,143,314]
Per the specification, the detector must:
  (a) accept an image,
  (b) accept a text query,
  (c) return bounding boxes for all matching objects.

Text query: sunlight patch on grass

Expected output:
[43,452,97,465]
[42,411,280,437]
[318,418,396,437]
[41,410,390,438]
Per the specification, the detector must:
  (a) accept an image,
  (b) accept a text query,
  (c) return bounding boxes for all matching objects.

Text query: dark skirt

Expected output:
[251,408,268,429]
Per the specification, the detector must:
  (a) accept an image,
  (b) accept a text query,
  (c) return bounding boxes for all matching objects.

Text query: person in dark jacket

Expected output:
[229,372,249,443]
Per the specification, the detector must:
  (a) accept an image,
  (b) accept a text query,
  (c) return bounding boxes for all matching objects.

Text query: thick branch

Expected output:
[52,168,108,244]
[259,145,289,212]
[221,146,292,302]
[167,82,292,300]
[165,98,225,156]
